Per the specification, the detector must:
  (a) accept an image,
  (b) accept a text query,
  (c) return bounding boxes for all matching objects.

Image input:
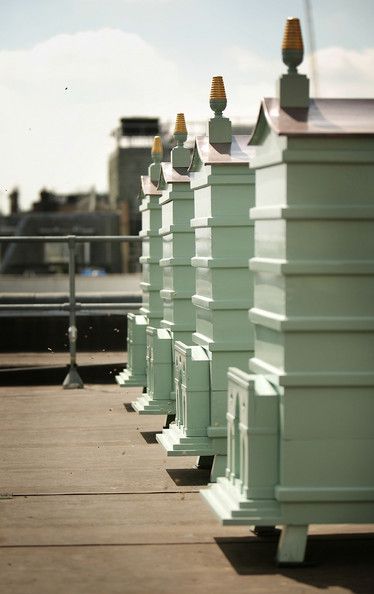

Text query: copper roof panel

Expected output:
[263,98,374,136]
[195,134,253,165]
[141,175,162,196]
[161,162,190,183]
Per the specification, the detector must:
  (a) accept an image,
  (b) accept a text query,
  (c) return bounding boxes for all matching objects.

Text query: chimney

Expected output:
[9,188,19,214]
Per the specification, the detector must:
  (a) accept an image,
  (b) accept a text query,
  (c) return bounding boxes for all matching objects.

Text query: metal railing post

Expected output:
[0,233,143,389]
[63,236,84,389]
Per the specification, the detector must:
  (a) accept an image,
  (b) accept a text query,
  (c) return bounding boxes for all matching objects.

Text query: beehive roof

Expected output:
[161,162,190,183]
[140,175,162,196]
[194,134,253,165]
[251,98,374,142]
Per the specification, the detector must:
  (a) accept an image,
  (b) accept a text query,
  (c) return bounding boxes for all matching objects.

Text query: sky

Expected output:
[0,0,373,212]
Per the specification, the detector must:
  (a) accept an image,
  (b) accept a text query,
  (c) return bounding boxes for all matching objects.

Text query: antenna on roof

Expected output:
[303,0,319,96]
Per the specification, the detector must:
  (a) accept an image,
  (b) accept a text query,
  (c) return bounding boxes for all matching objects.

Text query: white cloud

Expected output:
[223,48,278,120]
[0,31,373,213]
[0,28,193,210]
[310,46,374,97]
[80,0,178,2]
[226,45,374,117]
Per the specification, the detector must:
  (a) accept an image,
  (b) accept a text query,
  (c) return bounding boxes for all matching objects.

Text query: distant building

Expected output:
[0,211,122,275]
[32,188,110,213]
[0,118,253,275]
[107,117,253,272]
[0,188,122,275]
[108,117,171,272]
[8,188,20,215]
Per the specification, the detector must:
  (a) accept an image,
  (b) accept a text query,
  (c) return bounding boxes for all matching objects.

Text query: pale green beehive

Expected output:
[132,115,196,416]
[157,78,256,481]
[116,138,164,388]
[202,18,374,565]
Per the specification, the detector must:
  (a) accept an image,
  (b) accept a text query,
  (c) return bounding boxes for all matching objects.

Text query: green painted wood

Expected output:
[132,137,196,414]
[202,46,374,563]
[115,313,147,387]
[157,122,256,479]
[117,150,163,389]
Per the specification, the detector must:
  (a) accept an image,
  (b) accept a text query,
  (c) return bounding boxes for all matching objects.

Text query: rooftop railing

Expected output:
[0,234,142,388]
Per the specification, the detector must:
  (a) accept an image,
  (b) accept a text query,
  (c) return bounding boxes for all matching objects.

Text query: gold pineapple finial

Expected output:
[208,75,231,142]
[172,113,190,167]
[282,17,303,51]
[149,135,162,183]
[278,17,309,108]
[174,113,187,135]
[210,76,226,101]
[209,75,227,119]
[282,17,304,73]
[152,135,163,157]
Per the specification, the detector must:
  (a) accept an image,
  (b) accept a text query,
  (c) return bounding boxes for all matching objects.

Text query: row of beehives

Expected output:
[116,18,374,565]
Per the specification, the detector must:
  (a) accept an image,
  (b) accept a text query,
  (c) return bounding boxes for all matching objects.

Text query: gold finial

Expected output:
[208,75,231,141]
[282,17,303,51]
[282,17,304,74]
[210,76,226,100]
[152,135,163,156]
[174,113,187,135]
[172,113,189,167]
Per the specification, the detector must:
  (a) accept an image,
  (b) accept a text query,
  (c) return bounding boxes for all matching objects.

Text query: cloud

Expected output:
[310,46,374,96]
[80,0,179,2]
[0,28,193,209]
[226,45,374,117]
[223,48,278,119]
[0,30,373,212]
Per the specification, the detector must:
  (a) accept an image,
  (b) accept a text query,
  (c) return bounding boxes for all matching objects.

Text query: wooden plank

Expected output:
[0,493,249,546]
[1,381,373,594]
[1,538,374,594]
[0,351,126,367]
[0,386,203,494]
[1,493,373,547]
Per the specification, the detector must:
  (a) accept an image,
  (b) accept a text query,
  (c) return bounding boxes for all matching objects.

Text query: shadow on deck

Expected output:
[0,362,373,594]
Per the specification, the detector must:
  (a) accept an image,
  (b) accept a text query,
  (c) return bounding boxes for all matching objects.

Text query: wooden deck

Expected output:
[1,374,373,594]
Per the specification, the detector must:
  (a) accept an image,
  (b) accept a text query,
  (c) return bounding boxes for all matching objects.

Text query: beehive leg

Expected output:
[194,455,213,470]
[252,526,278,537]
[210,454,227,482]
[276,525,308,565]
[163,414,175,429]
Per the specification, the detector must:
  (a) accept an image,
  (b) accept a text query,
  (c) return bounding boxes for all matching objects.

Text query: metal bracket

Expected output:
[63,364,84,389]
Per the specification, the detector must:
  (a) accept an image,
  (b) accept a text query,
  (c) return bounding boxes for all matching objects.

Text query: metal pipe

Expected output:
[0,235,142,243]
[71,303,140,310]
[0,233,143,389]
[303,0,320,96]
[0,303,141,311]
[62,236,84,389]
[69,237,77,366]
